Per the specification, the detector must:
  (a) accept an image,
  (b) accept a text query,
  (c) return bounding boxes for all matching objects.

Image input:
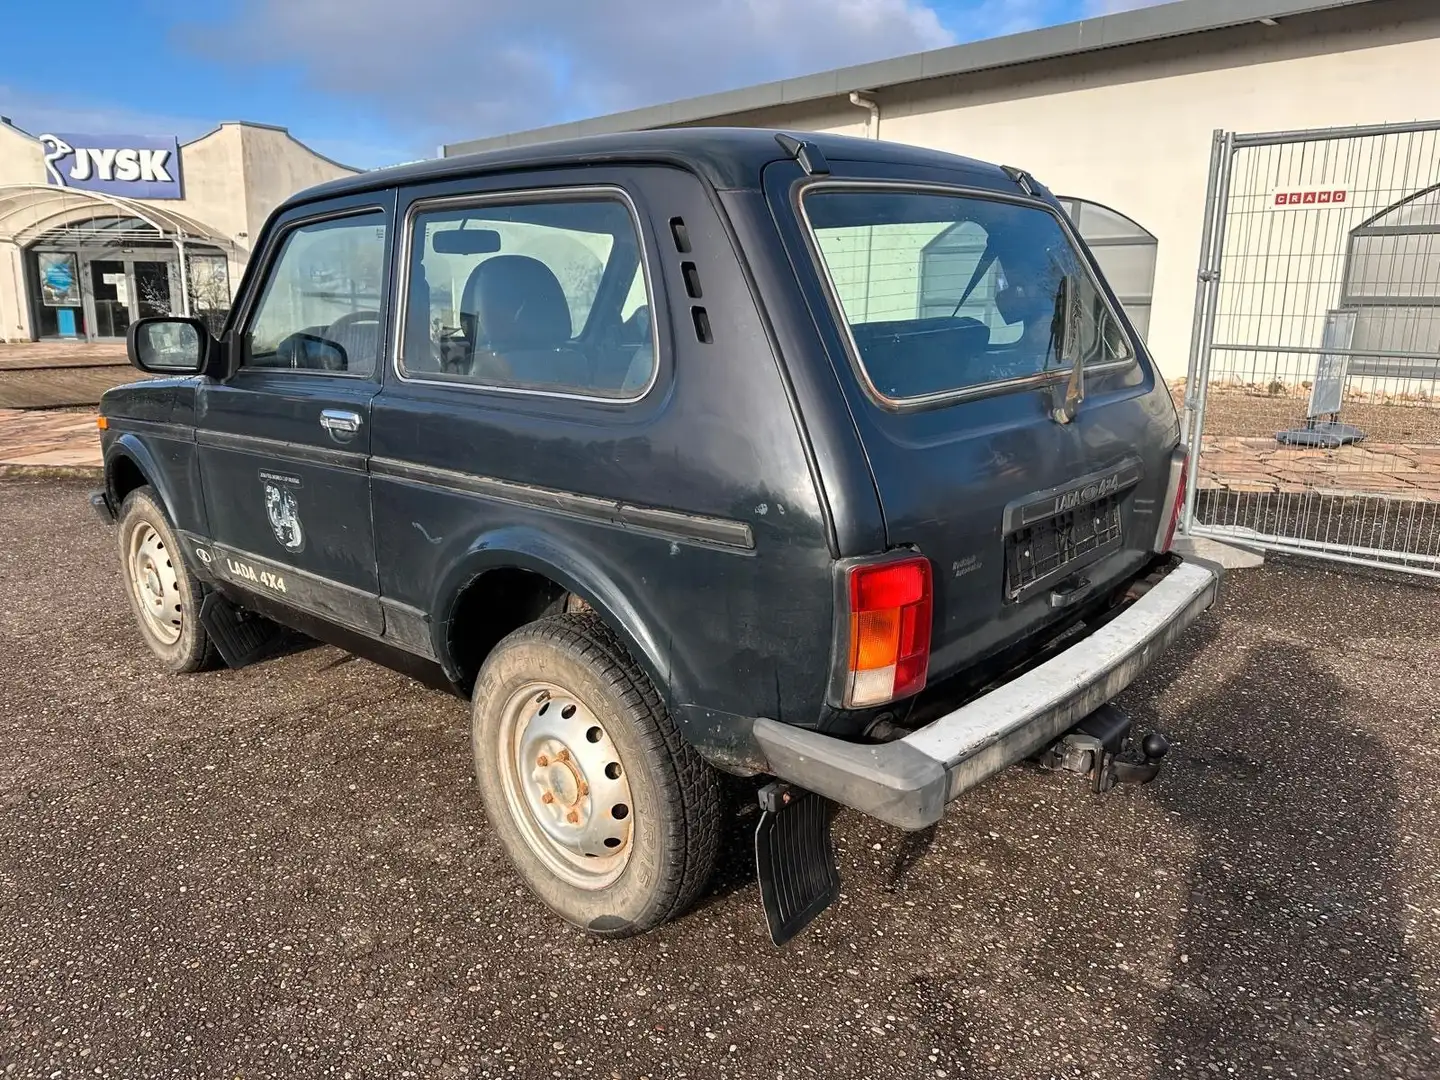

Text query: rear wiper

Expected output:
[1048,274,1085,425]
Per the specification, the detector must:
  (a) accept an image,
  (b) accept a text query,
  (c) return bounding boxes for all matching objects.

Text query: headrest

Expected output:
[461,255,572,350]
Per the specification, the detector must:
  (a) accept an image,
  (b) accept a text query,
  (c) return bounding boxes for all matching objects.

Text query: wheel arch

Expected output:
[432,526,671,703]
[106,436,178,521]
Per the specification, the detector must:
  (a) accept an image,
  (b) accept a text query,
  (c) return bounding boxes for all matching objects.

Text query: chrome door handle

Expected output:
[319,409,362,436]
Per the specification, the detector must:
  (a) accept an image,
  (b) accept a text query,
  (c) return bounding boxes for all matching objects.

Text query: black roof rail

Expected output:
[775,133,830,177]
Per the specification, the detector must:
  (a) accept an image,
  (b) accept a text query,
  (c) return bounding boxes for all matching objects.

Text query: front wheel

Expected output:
[116,486,217,674]
[471,613,721,937]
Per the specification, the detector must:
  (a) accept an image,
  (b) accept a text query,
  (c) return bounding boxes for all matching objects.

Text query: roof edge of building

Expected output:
[0,116,37,138]
[184,121,361,174]
[441,0,1379,157]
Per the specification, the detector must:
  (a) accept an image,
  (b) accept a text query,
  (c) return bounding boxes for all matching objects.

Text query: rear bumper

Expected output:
[752,559,1220,830]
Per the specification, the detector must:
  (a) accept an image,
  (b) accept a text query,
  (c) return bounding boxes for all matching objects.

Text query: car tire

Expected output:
[471,612,721,937]
[116,486,218,674]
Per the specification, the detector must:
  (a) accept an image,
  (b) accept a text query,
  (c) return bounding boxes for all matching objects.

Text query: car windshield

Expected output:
[803,187,1133,402]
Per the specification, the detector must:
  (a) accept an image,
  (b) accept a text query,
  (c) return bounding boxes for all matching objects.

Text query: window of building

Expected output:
[186,253,232,336]
[244,212,387,375]
[400,194,654,399]
[1341,185,1440,378]
[1055,198,1158,339]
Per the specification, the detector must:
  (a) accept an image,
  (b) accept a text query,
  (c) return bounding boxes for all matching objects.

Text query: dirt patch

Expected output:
[1172,381,1440,445]
[0,342,128,369]
[0,366,149,409]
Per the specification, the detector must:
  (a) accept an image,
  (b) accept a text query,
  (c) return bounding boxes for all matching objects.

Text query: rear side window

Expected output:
[399,193,656,400]
[804,187,1133,403]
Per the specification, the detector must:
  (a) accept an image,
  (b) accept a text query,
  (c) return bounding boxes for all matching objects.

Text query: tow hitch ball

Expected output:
[1037,703,1170,794]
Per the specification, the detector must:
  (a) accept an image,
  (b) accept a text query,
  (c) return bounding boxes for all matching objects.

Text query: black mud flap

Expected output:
[199,592,289,669]
[89,490,116,524]
[754,783,841,946]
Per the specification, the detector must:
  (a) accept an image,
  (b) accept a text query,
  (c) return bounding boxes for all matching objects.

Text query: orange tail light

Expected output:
[844,555,933,708]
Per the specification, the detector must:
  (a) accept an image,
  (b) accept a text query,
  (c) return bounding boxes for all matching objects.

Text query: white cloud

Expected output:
[1084,0,1167,14]
[182,0,955,150]
[964,0,1060,37]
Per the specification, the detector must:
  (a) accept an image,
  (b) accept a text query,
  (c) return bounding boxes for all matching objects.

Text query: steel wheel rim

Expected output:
[497,681,635,890]
[127,522,182,646]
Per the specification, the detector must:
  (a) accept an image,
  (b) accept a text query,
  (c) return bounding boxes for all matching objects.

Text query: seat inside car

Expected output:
[459,255,588,388]
[402,259,441,373]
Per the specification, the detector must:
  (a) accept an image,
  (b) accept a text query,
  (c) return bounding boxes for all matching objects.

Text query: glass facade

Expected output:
[1057,198,1159,339]
[21,218,229,341]
[1343,186,1440,378]
[918,197,1158,342]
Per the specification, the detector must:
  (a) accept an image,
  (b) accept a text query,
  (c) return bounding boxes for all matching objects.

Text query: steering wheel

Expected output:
[321,310,382,371]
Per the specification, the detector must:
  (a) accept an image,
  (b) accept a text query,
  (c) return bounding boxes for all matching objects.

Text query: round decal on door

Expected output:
[260,470,305,553]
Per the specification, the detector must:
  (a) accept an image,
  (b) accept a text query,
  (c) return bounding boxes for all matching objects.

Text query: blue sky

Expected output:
[0,0,1151,168]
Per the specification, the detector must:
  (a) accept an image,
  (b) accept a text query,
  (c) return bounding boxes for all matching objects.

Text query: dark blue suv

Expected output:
[94,129,1217,943]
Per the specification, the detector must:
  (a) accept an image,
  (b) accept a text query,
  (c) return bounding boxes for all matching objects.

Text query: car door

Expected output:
[366,173,677,667]
[196,191,395,636]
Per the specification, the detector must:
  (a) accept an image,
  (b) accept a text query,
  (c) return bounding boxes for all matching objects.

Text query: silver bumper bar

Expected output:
[752,560,1220,830]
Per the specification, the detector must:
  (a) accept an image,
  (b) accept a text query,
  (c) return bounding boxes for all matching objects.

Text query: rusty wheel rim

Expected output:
[497,681,634,890]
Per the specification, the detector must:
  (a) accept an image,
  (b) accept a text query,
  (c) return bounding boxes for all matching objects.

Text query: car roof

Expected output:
[290,127,1015,208]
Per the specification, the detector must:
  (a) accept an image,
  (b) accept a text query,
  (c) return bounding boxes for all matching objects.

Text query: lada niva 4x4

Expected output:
[94,130,1218,943]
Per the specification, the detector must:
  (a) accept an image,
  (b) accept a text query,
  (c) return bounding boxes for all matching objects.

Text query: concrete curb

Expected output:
[1174,534,1266,569]
[0,463,103,480]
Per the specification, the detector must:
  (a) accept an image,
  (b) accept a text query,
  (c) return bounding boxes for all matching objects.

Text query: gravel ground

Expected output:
[2,478,1438,1080]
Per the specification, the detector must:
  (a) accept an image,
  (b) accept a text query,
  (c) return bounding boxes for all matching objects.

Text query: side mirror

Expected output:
[128,317,222,376]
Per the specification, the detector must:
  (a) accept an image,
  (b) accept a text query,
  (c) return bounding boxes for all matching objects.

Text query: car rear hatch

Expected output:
[766,154,1183,693]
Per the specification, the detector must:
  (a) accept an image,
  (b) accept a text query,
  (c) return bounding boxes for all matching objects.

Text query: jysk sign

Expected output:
[38,133,183,200]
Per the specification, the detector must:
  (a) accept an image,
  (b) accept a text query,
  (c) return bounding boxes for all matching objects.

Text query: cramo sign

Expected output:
[38,133,184,200]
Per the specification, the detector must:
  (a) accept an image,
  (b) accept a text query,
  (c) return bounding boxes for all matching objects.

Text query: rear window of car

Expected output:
[803,187,1134,403]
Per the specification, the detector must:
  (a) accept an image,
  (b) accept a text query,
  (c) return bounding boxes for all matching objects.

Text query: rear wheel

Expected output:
[471,613,721,936]
[116,486,216,673]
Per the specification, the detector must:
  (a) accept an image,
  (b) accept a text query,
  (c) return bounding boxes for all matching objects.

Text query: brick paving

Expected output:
[0,408,102,471]
[1198,436,1440,503]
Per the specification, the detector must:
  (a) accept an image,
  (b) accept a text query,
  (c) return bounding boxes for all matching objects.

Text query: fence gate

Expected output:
[1181,121,1440,576]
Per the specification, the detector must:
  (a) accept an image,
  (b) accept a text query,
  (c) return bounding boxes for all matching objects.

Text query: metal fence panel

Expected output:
[1183,121,1440,577]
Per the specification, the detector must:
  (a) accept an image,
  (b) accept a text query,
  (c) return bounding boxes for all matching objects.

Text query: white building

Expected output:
[442,0,1440,379]
[0,121,358,342]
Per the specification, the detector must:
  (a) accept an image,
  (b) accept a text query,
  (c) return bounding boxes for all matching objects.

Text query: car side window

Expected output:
[244,212,387,376]
[399,194,655,399]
